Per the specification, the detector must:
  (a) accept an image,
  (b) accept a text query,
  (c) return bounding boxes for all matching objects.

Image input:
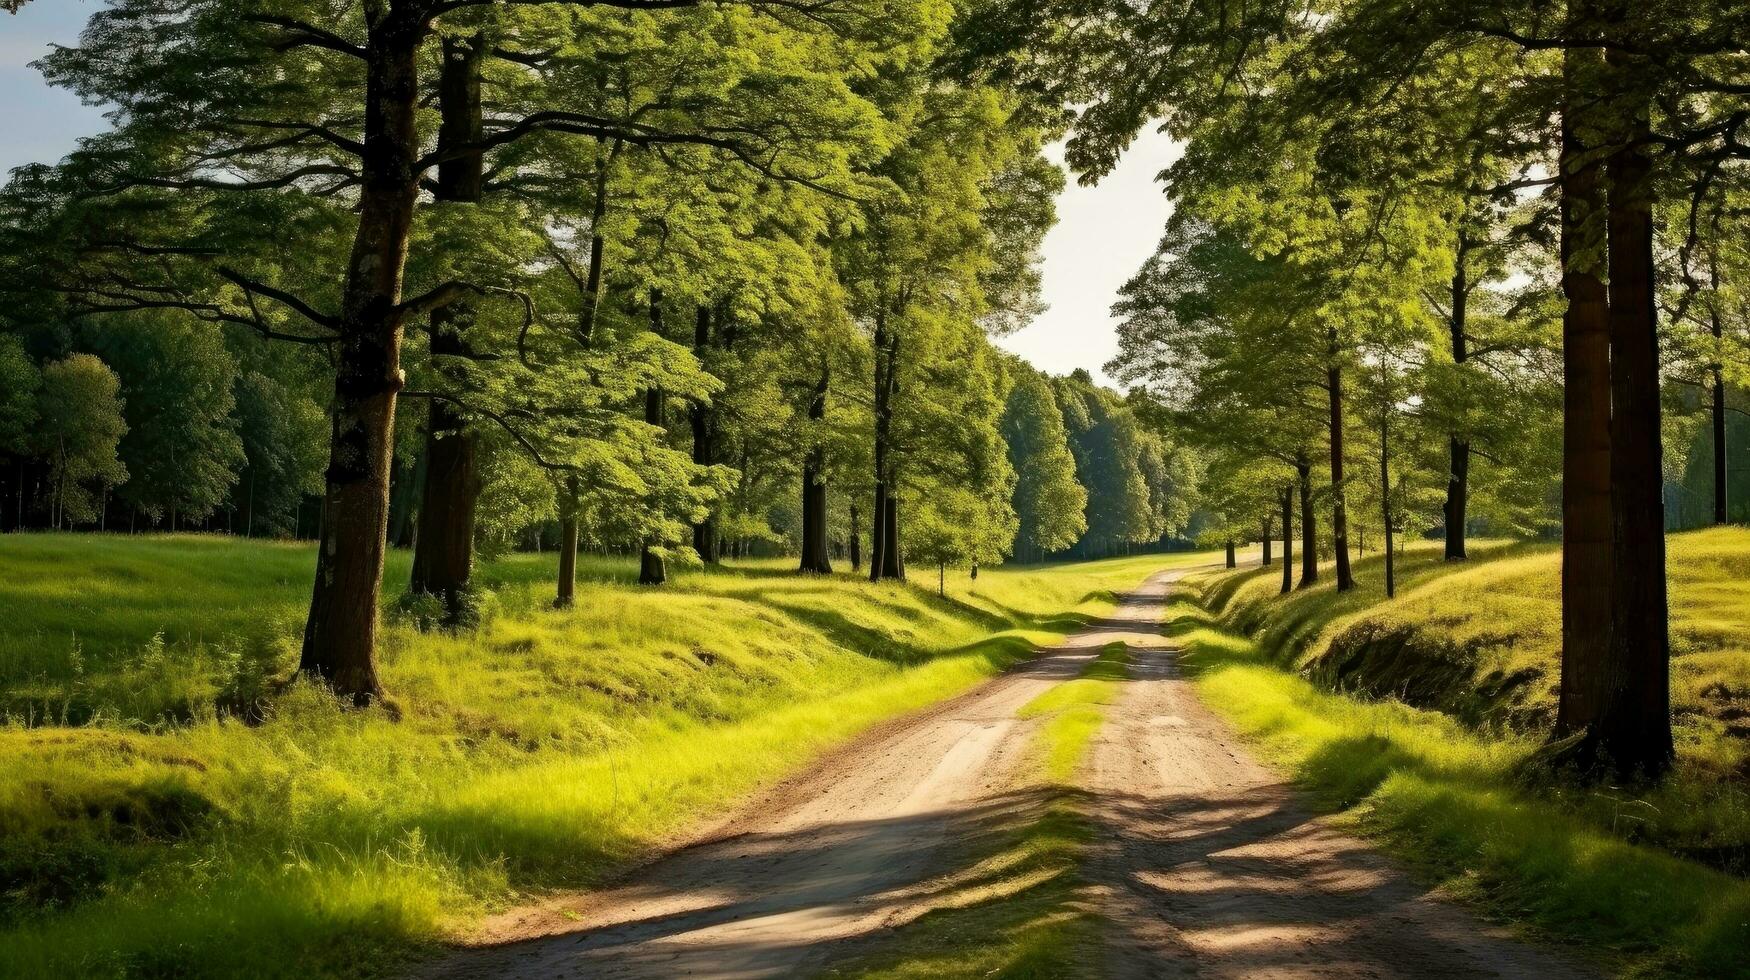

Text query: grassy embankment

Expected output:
[826,643,1129,979]
[0,533,1208,979]
[1173,528,1750,978]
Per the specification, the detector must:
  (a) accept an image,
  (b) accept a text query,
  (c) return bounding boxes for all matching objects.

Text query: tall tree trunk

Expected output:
[1326,328,1354,591]
[1445,236,1472,560]
[299,20,426,705]
[1296,455,1317,589]
[799,366,833,574]
[639,292,668,586]
[1555,45,1615,737]
[1711,259,1728,524]
[691,306,720,562]
[1225,538,1236,569]
[1590,76,1673,778]
[882,485,904,581]
[556,476,579,608]
[1280,483,1293,595]
[870,310,897,582]
[1261,514,1273,565]
[850,502,862,571]
[555,145,614,606]
[1382,394,1396,599]
[409,34,484,624]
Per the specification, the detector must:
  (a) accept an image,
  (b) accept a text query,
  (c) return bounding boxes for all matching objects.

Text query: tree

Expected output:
[87,314,244,528]
[34,354,127,529]
[1000,361,1086,560]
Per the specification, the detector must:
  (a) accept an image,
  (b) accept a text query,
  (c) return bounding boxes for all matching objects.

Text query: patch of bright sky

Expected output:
[997,129,1181,387]
[3,2,1181,386]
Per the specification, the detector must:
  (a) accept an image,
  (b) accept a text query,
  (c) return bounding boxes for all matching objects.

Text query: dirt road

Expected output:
[423,566,1590,979]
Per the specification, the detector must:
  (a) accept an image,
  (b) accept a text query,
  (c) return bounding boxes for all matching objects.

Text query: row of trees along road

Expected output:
[0,1,1196,705]
[959,0,1750,780]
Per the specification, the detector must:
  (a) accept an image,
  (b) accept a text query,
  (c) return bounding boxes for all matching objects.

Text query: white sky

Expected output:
[0,3,1177,385]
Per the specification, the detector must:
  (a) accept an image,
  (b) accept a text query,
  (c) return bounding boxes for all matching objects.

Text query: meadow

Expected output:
[0,533,1202,979]
[1175,529,1750,977]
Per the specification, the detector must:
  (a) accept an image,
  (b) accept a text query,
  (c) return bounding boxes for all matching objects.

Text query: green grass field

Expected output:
[0,533,1206,979]
[1177,530,1750,977]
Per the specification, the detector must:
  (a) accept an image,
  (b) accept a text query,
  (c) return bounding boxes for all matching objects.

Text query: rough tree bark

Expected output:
[799,365,833,574]
[298,14,428,704]
[409,33,484,623]
[1296,455,1317,589]
[1444,234,1472,560]
[1326,327,1354,592]
[1554,44,1615,738]
[1590,75,1673,778]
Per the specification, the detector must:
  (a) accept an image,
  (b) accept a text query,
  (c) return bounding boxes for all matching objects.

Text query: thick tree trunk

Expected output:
[1225,538,1236,569]
[1296,457,1317,589]
[409,34,484,623]
[299,21,426,704]
[691,306,720,562]
[1589,82,1673,778]
[850,503,862,571]
[1326,331,1354,592]
[799,367,833,574]
[1445,241,1471,560]
[1555,48,1615,737]
[882,487,903,581]
[1280,484,1293,595]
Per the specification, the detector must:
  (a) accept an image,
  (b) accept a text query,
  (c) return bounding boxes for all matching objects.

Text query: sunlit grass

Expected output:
[0,533,1207,979]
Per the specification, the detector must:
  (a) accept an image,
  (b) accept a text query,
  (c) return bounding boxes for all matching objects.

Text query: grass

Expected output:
[0,532,1206,979]
[825,643,1131,979]
[1175,531,1750,978]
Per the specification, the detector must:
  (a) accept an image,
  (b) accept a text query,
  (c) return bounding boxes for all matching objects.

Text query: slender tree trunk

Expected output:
[1225,538,1236,569]
[1262,514,1273,565]
[850,503,862,571]
[409,33,485,623]
[639,292,668,587]
[555,476,580,608]
[1280,484,1293,595]
[1296,456,1317,589]
[799,366,833,574]
[691,306,720,562]
[299,21,425,705]
[1555,44,1615,737]
[1382,395,1395,599]
[1590,77,1673,778]
[882,487,903,581]
[1445,238,1472,560]
[1326,329,1354,592]
[1711,260,1728,524]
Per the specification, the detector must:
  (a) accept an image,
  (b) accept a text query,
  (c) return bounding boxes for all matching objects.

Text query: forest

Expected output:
[1,0,1748,978]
